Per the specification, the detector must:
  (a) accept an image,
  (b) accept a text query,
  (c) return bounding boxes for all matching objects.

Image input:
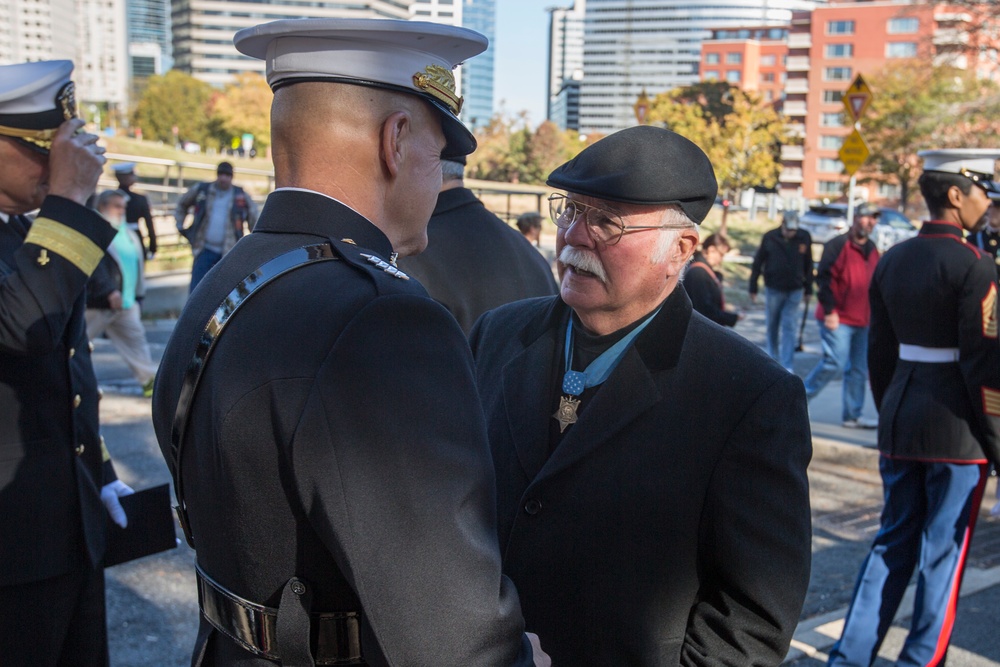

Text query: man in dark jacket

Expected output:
[470,125,812,666]
[397,155,557,333]
[828,149,1000,667]
[803,203,880,428]
[0,59,131,667]
[152,19,545,666]
[749,211,813,371]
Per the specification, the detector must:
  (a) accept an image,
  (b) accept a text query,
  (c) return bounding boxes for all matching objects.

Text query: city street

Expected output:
[94,291,1000,666]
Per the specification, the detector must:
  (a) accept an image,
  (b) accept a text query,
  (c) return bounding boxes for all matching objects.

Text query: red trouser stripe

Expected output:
[926,463,989,667]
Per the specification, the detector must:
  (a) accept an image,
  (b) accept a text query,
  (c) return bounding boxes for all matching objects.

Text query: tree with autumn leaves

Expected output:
[132,71,272,153]
[856,61,1000,209]
[646,82,792,230]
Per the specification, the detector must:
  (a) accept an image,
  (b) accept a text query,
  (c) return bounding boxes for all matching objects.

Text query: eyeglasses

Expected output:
[547,193,692,246]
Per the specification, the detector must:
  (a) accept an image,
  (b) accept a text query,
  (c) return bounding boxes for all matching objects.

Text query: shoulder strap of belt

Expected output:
[170,243,339,547]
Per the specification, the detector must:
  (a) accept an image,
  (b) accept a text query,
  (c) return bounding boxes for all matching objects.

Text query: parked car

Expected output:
[798,203,918,251]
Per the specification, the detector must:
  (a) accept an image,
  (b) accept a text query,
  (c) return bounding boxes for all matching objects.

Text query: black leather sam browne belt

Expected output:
[168,243,364,665]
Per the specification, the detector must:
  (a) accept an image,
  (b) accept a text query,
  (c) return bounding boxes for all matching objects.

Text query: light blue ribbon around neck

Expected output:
[561,308,661,397]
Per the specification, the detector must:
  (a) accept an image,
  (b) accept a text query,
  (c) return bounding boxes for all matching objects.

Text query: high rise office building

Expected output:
[127,0,171,96]
[410,0,495,131]
[172,0,412,87]
[547,1,585,129]
[458,0,494,130]
[76,0,128,108]
[0,0,128,111]
[0,0,76,65]
[568,0,822,134]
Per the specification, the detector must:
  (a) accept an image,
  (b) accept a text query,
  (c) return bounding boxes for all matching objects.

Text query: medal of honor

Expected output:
[554,395,581,433]
[553,311,660,434]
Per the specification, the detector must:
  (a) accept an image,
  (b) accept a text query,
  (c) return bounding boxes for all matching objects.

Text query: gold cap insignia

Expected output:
[413,64,463,116]
[57,82,78,121]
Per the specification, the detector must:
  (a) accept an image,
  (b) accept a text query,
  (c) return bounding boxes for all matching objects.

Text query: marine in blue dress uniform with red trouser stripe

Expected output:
[828,149,1000,667]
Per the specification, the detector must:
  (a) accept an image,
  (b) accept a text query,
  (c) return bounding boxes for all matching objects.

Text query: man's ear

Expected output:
[674,228,700,262]
[379,110,410,179]
[946,184,964,210]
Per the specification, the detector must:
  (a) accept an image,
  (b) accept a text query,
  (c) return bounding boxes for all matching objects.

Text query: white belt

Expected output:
[899,344,960,363]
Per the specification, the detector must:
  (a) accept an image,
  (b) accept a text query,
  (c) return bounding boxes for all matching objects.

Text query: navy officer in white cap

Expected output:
[469,125,812,665]
[828,149,1000,667]
[151,18,548,667]
[0,60,133,665]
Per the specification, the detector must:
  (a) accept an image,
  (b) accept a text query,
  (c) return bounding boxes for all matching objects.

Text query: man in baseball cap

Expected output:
[152,18,548,667]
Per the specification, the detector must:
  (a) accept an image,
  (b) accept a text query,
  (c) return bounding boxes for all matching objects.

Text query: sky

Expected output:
[493,0,550,126]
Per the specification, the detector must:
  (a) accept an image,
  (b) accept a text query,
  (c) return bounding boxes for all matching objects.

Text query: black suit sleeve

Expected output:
[138,196,156,255]
[0,196,114,355]
[292,294,534,667]
[682,372,812,666]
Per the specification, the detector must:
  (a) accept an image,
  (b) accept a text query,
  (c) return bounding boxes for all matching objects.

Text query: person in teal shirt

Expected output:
[85,189,158,396]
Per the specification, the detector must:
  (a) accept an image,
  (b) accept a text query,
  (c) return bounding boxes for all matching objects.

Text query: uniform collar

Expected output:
[253,189,394,258]
[920,220,965,239]
[433,186,479,215]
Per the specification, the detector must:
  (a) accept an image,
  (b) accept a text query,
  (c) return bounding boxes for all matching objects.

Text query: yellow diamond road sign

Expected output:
[838,129,871,175]
[843,73,873,122]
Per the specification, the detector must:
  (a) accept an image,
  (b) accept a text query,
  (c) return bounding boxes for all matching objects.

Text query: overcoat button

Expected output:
[73,394,81,408]
[88,341,95,353]
[69,347,75,358]
[524,499,541,515]
[75,444,85,456]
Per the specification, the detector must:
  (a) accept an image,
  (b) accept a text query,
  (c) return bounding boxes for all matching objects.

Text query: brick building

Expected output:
[700,1,998,203]
[700,26,789,105]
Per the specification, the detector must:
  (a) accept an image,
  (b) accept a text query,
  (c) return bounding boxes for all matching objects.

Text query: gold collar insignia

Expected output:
[413,64,463,115]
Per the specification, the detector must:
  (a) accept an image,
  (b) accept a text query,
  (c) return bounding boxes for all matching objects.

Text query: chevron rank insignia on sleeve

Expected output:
[359,253,410,280]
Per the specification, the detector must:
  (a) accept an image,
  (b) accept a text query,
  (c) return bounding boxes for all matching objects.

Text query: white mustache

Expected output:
[559,246,608,284]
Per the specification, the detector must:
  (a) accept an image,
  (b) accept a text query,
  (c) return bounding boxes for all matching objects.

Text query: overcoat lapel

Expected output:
[514,286,693,483]
[501,306,564,480]
[539,347,661,482]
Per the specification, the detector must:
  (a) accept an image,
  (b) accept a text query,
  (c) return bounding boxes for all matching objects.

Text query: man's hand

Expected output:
[527,633,551,667]
[47,118,106,206]
[823,311,840,331]
[101,480,135,528]
[108,290,123,311]
[749,293,757,305]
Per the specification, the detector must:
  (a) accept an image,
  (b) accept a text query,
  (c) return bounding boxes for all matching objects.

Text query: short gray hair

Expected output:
[652,206,696,263]
[441,159,465,182]
[95,189,128,212]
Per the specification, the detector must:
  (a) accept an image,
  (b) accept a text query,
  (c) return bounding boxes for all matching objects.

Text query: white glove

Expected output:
[101,480,135,528]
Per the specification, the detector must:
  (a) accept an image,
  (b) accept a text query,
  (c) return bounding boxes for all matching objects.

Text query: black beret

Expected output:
[547,126,718,224]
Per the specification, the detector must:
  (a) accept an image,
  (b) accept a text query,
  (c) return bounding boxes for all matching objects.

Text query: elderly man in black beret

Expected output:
[470,125,813,666]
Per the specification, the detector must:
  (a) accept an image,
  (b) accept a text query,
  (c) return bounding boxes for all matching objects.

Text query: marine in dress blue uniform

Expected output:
[828,149,1000,667]
[151,20,543,666]
[0,60,132,666]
